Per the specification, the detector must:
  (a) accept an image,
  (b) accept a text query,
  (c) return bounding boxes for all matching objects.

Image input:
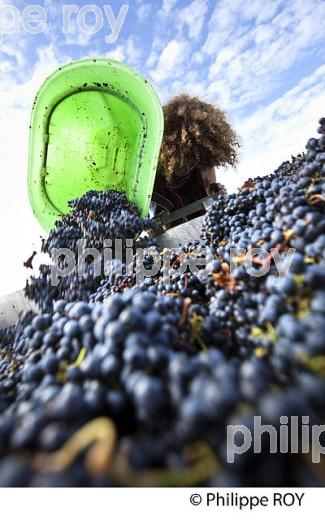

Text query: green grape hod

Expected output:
[28,58,164,231]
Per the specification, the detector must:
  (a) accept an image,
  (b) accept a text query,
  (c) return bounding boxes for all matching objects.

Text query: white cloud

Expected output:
[192,51,204,64]
[105,45,126,62]
[0,41,26,70]
[149,39,189,83]
[203,0,325,110]
[137,3,152,21]
[0,45,61,296]
[105,37,142,66]
[159,0,178,18]
[64,16,93,46]
[218,65,325,192]
[145,35,166,68]
[159,39,188,69]
[178,0,208,39]
[0,106,45,296]
[125,36,142,66]
[0,45,61,110]
[0,59,11,72]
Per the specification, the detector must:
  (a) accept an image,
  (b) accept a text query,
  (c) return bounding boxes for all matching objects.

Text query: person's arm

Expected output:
[199,167,227,197]
[199,167,216,196]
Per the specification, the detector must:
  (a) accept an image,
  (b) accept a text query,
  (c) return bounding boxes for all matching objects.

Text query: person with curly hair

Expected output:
[152,94,239,215]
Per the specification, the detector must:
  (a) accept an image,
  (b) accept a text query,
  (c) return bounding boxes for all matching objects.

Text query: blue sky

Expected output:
[0,0,324,295]
[2,0,325,112]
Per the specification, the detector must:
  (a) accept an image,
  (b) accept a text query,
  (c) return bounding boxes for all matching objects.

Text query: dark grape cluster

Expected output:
[0,118,324,486]
[44,190,153,256]
[25,191,154,312]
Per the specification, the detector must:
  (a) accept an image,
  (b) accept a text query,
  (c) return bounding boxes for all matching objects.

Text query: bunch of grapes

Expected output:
[0,117,324,486]
[25,191,154,312]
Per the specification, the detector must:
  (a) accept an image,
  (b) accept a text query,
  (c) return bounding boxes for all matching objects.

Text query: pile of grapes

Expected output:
[25,191,153,311]
[0,118,324,486]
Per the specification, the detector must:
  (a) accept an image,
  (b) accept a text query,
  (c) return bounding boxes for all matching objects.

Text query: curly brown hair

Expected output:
[158,94,239,182]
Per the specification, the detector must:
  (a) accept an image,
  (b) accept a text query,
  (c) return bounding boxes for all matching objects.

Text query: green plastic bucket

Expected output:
[28,58,164,231]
